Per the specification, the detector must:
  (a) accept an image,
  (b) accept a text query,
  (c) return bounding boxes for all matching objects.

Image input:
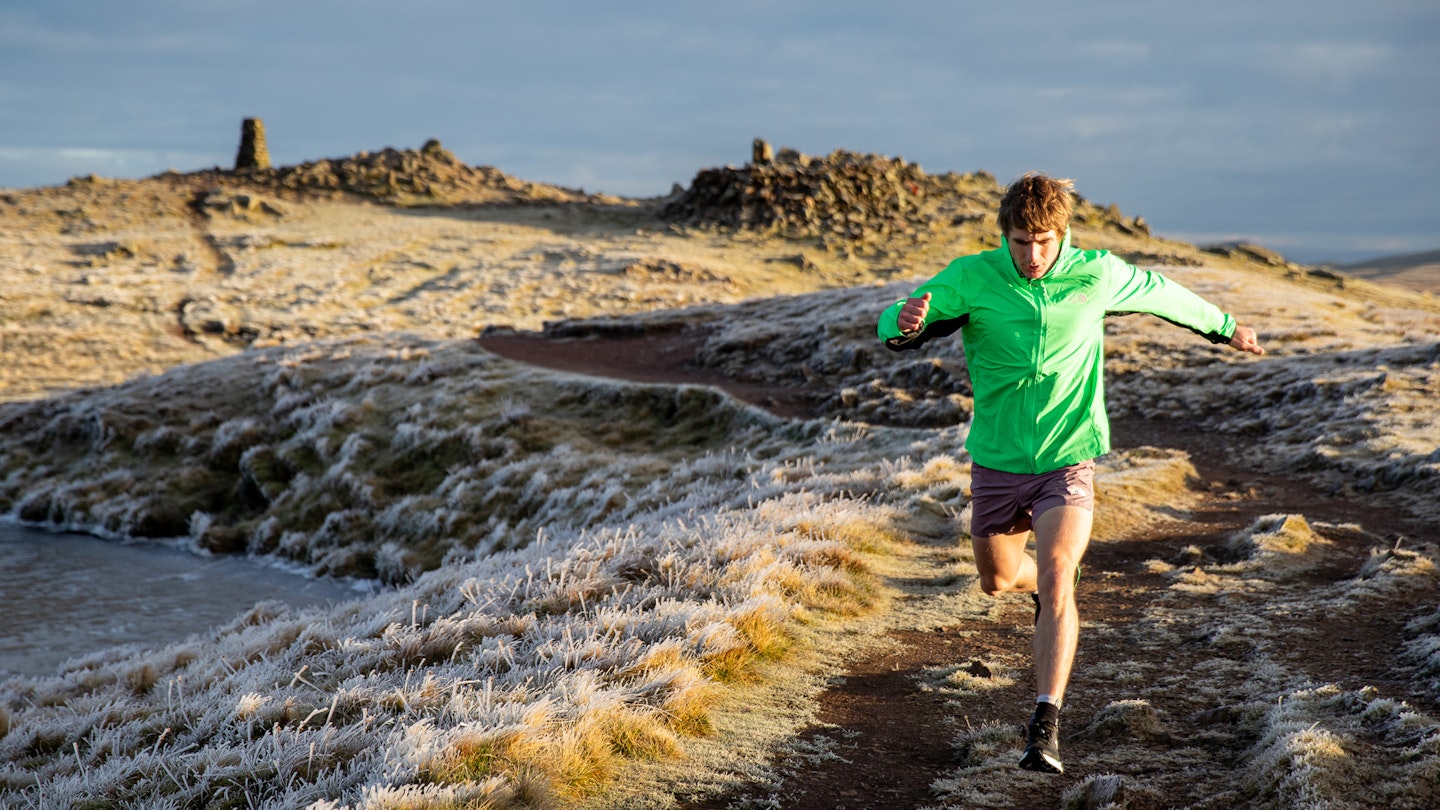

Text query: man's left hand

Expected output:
[1229,325,1265,356]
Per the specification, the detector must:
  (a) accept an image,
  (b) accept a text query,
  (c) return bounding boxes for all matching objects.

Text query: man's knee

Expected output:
[1042,567,1077,599]
[1035,565,1079,604]
[977,571,1018,596]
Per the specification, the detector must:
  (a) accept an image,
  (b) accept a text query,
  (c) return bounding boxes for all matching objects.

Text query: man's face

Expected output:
[1006,228,1061,280]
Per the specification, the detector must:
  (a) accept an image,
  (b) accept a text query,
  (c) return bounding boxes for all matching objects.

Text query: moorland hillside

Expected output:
[0,142,1436,808]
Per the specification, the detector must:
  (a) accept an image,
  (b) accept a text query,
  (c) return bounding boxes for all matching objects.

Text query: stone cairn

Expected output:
[234,118,271,170]
[226,133,577,203]
[661,139,931,247]
[262,138,501,198]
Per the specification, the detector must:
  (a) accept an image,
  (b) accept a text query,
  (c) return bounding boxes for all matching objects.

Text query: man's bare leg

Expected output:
[970,506,1091,701]
[970,528,1036,597]
[1031,504,1093,704]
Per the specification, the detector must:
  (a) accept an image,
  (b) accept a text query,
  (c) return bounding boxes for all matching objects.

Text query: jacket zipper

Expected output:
[1027,278,1047,474]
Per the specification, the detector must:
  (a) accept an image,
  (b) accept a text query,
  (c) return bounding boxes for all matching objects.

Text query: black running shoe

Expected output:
[1019,713,1063,773]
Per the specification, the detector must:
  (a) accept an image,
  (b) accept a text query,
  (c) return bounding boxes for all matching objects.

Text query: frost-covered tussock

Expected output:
[1153,513,1437,602]
[0,401,918,807]
[1239,684,1439,809]
[1218,513,1338,579]
[1405,606,1440,697]
[0,334,836,583]
[1108,341,1440,517]
[1089,447,1202,538]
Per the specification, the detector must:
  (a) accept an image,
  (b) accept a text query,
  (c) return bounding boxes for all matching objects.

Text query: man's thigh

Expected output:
[971,529,1031,572]
[1032,505,1093,572]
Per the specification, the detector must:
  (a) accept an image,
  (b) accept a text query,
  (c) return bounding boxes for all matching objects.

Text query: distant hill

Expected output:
[1334,248,1440,294]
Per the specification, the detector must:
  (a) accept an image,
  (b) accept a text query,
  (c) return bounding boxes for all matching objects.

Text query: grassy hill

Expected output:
[0,144,1436,808]
[1335,249,1440,294]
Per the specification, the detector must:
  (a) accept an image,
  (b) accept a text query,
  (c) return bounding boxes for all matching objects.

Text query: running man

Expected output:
[876,173,1265,773]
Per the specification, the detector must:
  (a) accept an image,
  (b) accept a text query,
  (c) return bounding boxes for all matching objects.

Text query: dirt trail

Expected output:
[477,330,814,419]
[477,330,1438,809]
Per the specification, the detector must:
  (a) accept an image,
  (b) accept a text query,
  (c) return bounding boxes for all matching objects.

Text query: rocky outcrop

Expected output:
[234,139,584,204]
[660,142,1186,255]
[1203,241,1289,266]
[661,144,930,247]
[162,130,598,206]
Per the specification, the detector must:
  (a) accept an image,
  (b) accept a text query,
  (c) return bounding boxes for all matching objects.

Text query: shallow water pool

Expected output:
[0,523,364,678]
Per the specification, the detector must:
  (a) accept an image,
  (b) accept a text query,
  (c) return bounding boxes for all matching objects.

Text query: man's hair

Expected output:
[997,172,1076,234]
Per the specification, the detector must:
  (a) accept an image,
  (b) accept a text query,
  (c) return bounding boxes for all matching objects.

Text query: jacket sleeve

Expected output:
[1103,256,1236,344]
[877,263,971,352]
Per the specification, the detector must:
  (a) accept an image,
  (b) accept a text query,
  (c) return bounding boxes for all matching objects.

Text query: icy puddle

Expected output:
[0,523,364,678]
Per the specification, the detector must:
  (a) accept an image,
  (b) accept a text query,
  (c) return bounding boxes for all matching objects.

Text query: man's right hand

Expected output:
[898,292,931,334]
[1228,324,1265,356]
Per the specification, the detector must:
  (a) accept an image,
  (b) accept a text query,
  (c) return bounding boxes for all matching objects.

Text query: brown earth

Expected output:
[479,329,1439,810]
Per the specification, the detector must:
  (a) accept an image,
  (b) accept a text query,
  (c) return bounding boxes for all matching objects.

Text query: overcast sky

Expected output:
[1,0,1436,263]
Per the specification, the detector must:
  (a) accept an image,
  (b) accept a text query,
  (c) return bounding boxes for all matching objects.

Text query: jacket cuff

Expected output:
[885,332,921,351]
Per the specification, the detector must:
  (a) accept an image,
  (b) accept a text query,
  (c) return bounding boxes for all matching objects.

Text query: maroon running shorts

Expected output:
[969,459,1096,538]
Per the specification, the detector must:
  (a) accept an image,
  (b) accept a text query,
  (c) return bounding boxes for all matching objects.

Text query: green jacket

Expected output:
[877,233,1236,474]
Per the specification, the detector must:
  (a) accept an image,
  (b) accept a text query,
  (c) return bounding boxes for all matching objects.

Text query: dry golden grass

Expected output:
[701,601,794,683]
[362,780,524,810]
[1091,447,1203,540]
[421,703,683,806]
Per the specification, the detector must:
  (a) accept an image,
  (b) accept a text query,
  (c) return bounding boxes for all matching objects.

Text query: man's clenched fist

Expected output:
[899,292,931,334]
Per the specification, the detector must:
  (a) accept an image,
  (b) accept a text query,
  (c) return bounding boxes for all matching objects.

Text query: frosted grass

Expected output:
[0,335,938,807]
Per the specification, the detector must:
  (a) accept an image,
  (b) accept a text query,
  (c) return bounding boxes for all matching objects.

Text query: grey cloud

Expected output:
[0,1,1435,262]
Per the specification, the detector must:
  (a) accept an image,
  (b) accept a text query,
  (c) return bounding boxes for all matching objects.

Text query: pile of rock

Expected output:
[661,142,930,247]
[202,120,592,204]
[1201,241,1288,266]
[236,139,574,203]
[1073,201,1152,237]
